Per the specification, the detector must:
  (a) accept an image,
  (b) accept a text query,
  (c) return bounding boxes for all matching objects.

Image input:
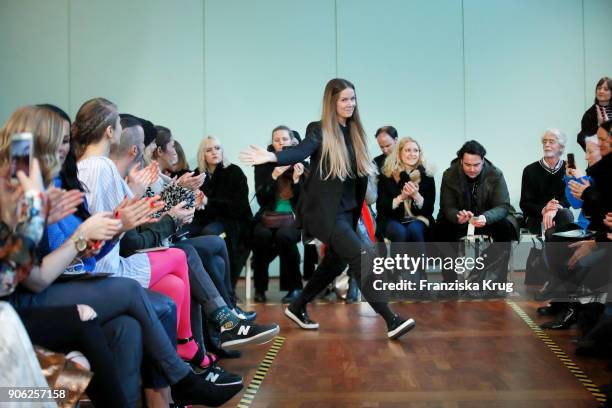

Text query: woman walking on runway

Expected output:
[241,78,415,340]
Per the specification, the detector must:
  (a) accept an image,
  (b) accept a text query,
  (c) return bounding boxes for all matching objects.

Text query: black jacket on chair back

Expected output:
[274,121,367,244]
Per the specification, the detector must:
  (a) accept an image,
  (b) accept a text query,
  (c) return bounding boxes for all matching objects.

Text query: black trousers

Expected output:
[293,212,391,318]
[9,277,189,386]
[436,217,516,242]
[17,305,130,408]
[252,222,303,293]
[101,315,142,406]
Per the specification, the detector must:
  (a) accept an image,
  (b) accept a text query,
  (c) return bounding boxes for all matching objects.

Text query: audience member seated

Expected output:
[112,119,277,359]
[191,136,253,289]
[1,103,245,407]
[373,125,398,173]
[577,77,611,151]
[252,126,305,304]
[169,139,190,176]
[520,129,574,234]
[537,121,611,330]
[376,137,435,286]
[565,135,602,230]
[436,140,518,290]
[567,121,611,397]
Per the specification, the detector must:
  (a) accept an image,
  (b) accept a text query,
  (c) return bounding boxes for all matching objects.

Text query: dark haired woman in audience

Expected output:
[192,135,253,289]
[241,78,415,340]
[578,77,612,150]
[252,125,305,303]
[171,139,190,175]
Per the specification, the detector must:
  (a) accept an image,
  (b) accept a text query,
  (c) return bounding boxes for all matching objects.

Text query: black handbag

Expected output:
[525,237,548,285]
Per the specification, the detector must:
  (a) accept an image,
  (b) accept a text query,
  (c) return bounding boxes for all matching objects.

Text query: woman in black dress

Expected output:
[241,78,415,340]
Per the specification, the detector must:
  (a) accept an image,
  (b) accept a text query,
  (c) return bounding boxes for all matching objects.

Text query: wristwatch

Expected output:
[72,233,88,253]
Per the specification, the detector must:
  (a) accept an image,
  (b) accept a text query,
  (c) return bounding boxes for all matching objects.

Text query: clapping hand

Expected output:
[177,172,206,191]
[114,195,165,232]
[127,162,159,197]
[46,188,85,224]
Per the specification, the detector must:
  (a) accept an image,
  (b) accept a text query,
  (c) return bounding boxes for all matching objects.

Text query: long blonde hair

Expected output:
[0,105,64,185]
[382,137,431,181]
[197,135,230,173]
[320,78,373,180]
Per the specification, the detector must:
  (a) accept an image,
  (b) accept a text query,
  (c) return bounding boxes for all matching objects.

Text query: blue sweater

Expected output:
[44,178,115,272]
[564,175,592,230]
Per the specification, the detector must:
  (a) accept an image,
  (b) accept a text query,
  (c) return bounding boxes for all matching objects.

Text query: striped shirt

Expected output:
[77,156,151,287]
[597,104,612,123]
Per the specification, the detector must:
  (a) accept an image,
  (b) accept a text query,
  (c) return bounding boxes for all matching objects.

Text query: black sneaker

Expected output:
[387,314,416,340]
[284,306,319,330]
[171,370,243,407]
[200,364,243,386]
[219,320,279,349]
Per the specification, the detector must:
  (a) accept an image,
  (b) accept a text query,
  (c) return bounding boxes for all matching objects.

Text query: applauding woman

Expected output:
[252,126,305,303]
[377,137,435,244]
[241,78,415,340]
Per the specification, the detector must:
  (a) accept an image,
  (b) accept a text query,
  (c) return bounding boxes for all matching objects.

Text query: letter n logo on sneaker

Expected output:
[238,325,250,336]
[205,372,219,383]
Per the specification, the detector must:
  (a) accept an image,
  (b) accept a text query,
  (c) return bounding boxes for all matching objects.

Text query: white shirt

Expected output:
[77,156,151,287]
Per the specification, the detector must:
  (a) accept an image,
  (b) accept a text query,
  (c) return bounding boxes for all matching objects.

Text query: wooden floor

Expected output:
[211,278,609,408]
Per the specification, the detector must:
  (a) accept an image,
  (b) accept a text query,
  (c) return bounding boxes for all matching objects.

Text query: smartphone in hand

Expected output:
[567,153,575,170]
[9,132,33,182]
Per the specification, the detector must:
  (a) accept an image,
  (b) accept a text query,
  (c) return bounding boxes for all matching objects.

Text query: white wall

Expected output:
[1,0,611,211]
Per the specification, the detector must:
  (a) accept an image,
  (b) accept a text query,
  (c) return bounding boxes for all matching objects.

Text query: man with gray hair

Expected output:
[520,128,574,234]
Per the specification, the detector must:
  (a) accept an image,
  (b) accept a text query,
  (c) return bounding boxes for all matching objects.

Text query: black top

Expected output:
[376,165,436,236]
[577,103,612,150]
[519,159,568,220]
[338,124,357,213]
[274,120,367,244]
[193,163,252,225]
[583,153,611,237]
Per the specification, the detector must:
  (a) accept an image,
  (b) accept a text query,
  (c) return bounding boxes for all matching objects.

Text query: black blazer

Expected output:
[275,121,367,244]
[376,166,436,237]
[577,104,598,150]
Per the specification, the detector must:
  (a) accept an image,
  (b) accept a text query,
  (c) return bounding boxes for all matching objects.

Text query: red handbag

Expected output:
[261,211,296,229]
